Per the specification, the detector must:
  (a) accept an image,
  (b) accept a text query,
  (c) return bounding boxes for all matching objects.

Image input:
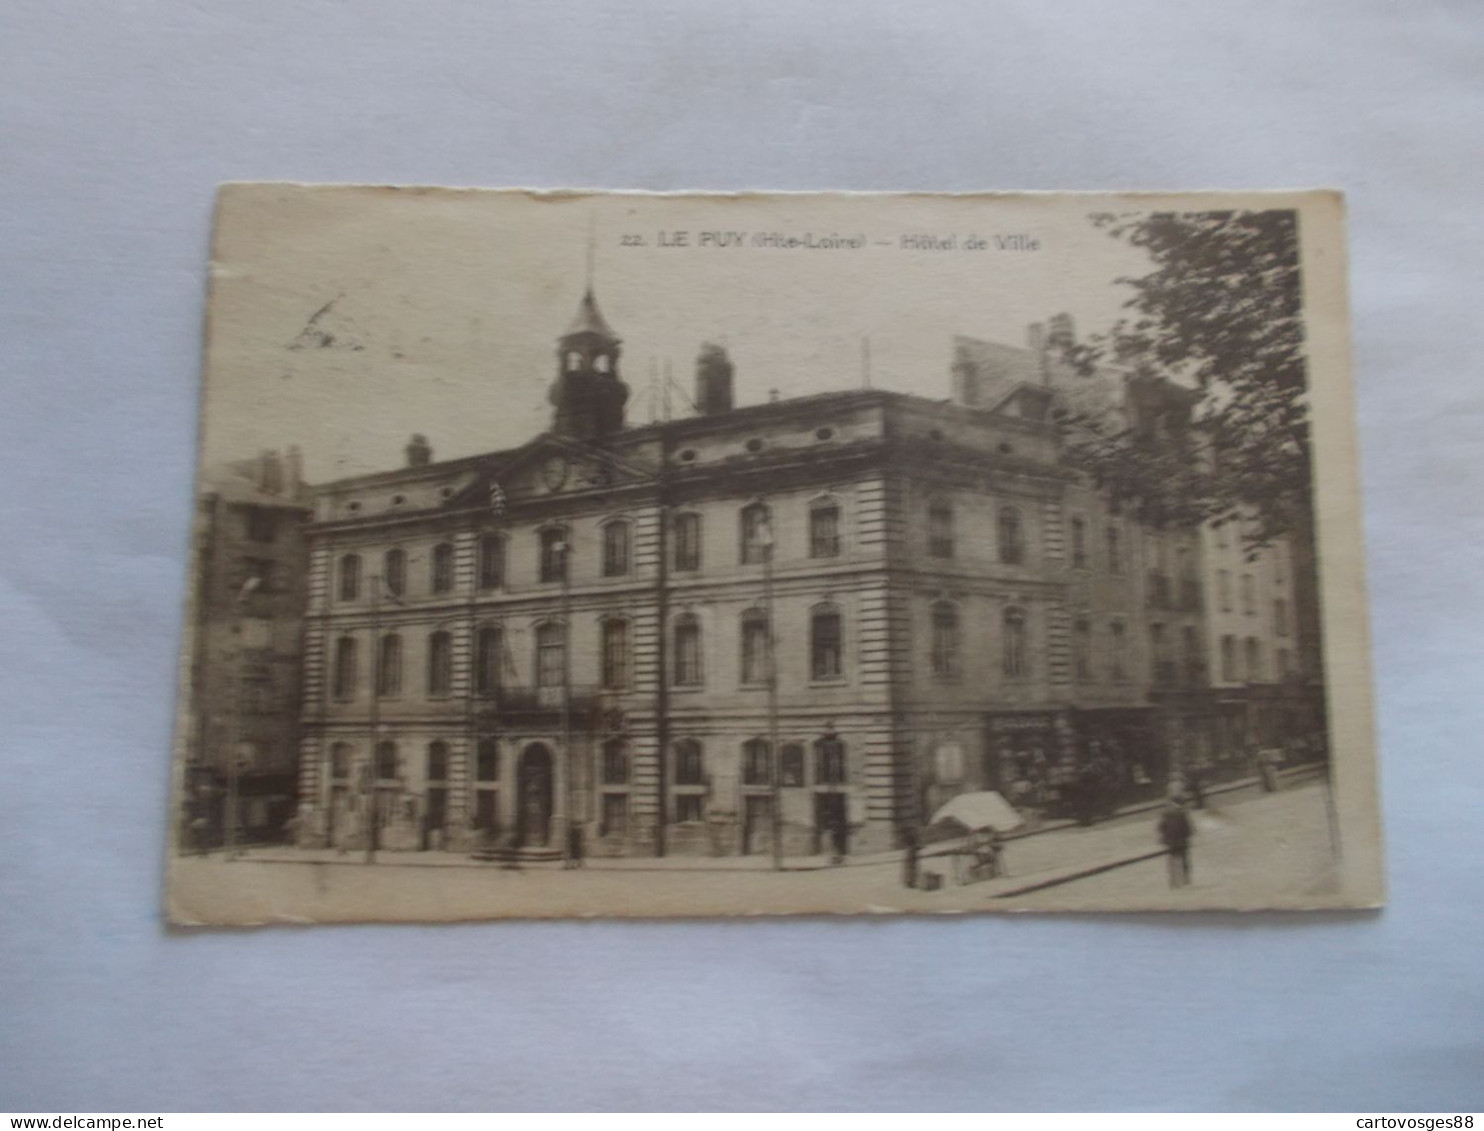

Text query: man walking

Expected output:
[1158,795,1195,888]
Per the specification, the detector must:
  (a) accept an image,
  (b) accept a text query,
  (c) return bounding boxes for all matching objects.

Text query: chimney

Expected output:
[405,433,432,467]
[1046,312,1076,350]
[695,342,735,416]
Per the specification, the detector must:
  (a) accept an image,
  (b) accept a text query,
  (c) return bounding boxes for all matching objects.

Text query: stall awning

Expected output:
[929,791,1024,833]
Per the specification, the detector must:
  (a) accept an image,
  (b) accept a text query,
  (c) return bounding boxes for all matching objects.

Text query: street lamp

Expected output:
[225,575,261,861]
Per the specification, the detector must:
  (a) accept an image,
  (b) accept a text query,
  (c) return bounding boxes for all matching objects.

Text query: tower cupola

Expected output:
[549,288,629,440]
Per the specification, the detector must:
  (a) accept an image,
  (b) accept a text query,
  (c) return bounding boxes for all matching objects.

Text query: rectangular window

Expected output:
[426,632,451,696]
[1071,517,1088,570]
[476,627,502,694]
[376,635,402,697]
[1218,570,1232,612]
[1221,634,1237,681]
[928,502,954,559]
[602,522,631,577]
[431,543,454,594]
[1110,621,1128,682]
[1106,526,1122,574]
[931,604,960,679]
[809,504,841,559]
[811,609,843,680]
[673,618,703,687]
[540,529,568,584]
[1074,619,1092,681]
[1274,598,1289,637]
[478,535,504,591]
[740,505,772,565]
[674,513,702,572]
[601,619,630,690]
[1241,574,1255,615]
[741,614,771,685]
[536,624,566,688]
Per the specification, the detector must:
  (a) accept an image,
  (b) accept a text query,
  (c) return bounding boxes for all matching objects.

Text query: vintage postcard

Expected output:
[168,185,1383,924]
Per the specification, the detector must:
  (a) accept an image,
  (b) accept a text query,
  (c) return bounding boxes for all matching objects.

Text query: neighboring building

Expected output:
[296,288,1116,859]
[185,448,311,846]
[952,317,1321,783]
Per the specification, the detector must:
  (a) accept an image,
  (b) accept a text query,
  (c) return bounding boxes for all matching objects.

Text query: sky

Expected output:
[200,187,1155,483]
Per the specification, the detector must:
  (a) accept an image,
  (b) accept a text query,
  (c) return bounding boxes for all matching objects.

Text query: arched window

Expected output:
[427,630,452,696]
[673,512,702,572]
[928,499,954,559]
[602,519,631,577]
[332,636,358,701]
[742,738,771,785]
[810,603,843,681]
[540,526,569,584]
[375,740,398,780]
[1074,618,1092,681]
[1002,607,1028,678]
[426,741,448,782]
[535,622,566,689]
[931,601,960,679]
[601,617,630,690]
[376,632,402,697]
[338,554,361,601]
[739,501,773,565]
[809,498,841,559]
[673,614,702,687]
[475,625,503,694]
[431,542,455,594]
[478,533,505,591]
[815,735,846,785]
[330,742,352,779]
[998,506,1025,565]
[740,608,771,685]
[780,743,805,787]
[674,739,704,785]
[476,738,499,781]
[1070,517,1088,570]
[602,738,629,785]
[383,548,406,597]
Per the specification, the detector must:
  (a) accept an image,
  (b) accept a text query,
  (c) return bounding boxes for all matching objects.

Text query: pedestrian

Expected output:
[565,821,585,869]
[1158,796,1195,889]
[901,825,920,889]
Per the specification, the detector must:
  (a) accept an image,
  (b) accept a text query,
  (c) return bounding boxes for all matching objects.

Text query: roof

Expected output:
[562,288,619,341]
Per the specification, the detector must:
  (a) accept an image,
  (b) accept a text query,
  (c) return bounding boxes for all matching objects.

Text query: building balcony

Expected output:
[474,684,603,725]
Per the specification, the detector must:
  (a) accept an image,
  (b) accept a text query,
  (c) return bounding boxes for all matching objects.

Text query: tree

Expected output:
[1060,209,1310,547]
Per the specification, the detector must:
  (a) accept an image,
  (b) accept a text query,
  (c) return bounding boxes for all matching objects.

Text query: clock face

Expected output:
[541,456,569,491]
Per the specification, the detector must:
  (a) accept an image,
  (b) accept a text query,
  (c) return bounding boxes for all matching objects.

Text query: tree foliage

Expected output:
[1059,209,1310,547]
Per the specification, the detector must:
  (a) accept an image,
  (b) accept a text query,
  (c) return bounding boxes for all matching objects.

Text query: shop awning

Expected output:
[929,791,1024,833]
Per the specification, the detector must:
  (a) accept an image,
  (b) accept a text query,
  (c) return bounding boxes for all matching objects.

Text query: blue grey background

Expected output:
[2,0,1480,1112]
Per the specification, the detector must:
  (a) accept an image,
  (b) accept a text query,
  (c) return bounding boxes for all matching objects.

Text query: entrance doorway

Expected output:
[517,744,554,847]
[742,794,773,855]
[814,792,848,857]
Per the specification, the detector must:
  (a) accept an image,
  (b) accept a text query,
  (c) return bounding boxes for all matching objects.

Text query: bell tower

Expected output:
[549,288,629,440]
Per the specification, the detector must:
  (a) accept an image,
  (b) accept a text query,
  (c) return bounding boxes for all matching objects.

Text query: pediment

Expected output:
[445,433,657,512]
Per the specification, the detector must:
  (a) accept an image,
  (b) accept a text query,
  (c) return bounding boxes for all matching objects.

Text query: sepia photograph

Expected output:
[168,185,1383,924]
